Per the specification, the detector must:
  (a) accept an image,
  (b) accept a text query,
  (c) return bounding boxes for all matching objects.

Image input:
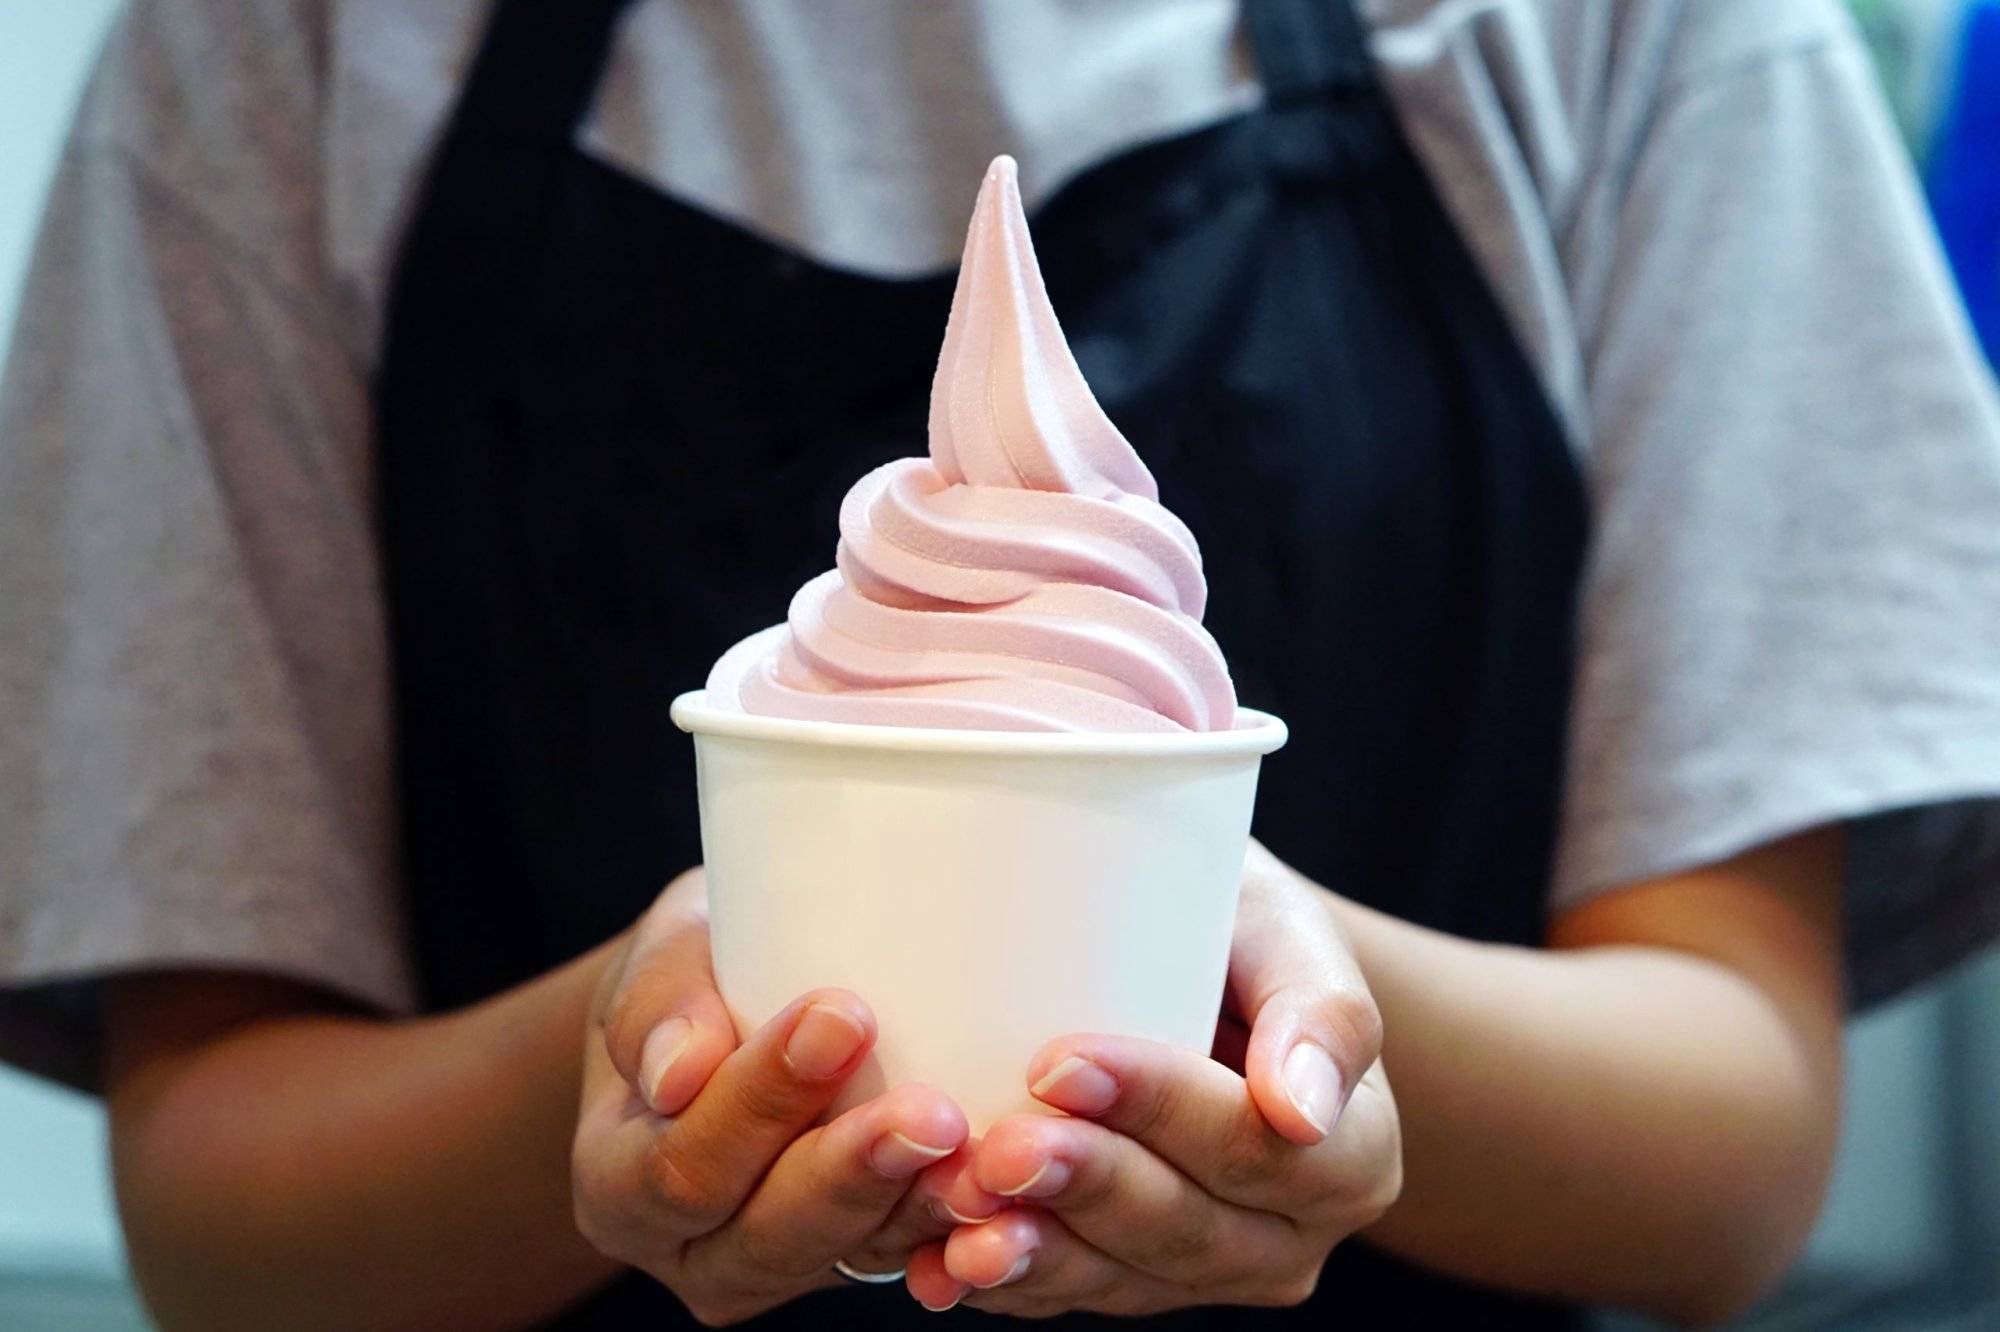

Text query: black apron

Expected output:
[375,0,1589,1326]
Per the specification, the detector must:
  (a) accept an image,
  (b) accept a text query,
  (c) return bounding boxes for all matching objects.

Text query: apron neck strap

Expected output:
[1245,0,1374,105]
[450,0,637,151]
[395,0,638,300]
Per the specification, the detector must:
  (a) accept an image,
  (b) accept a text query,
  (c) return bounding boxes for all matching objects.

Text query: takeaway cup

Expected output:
[671,690,1288,1131]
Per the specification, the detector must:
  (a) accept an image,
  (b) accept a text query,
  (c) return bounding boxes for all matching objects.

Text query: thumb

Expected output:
[599,867,738,1115]
[1231,843,1383,1146]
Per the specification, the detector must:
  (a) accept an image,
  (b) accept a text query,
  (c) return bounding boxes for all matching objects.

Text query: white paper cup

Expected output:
[670,690,1288,1132]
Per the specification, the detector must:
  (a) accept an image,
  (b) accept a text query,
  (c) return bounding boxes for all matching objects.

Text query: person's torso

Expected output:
[373,0,1588,1325]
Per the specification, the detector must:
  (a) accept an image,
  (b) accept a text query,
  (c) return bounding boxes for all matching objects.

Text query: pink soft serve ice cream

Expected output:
[704,156,1235,733]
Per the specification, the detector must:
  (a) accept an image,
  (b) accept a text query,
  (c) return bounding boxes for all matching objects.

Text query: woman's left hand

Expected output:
[901,842,1401,1315]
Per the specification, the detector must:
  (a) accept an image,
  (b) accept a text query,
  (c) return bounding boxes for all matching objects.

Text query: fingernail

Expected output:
[639,1016,694,1112]
[1029,1055,1119,1115]
[870,1131,956,1179]
[996,1157,1071,1198]
[1282,1041,1343,1137]
[785,1003,867,1080]
[983,1253,1032,1288]
[930,1199,997,1227]
[920,1289,965,1312]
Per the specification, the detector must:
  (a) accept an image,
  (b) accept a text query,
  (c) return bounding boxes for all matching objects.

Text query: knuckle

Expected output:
[574,1185,663,1270]
[1270,1266,1323,1308]
[645,1139,729,1231]
[1144,1209,1219,1273]
[730,1223,822,1284]
[1118,1074,1188,1148]
[688,990,736,1040]
[1091,1265,1145,1315]
[722,1064,813,1130]
[1320,986,1383,1070]
[1211,1122,1278,1197]
[571,1148,630,1256]
[817,1159,889,1217]
[1055,1149,1119,1214]
[600,992,647,1074]
[1362,1146,1405,1221]
[1322,1080,1403,1225]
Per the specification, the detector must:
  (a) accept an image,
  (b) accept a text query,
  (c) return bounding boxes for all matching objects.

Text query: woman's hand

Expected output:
[572,869,996,1325]
[903,842,1401,1315]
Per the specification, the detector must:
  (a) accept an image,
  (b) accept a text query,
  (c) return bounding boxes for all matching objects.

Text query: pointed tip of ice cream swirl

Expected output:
[928,155,1159,502]
[704,155,1235,733]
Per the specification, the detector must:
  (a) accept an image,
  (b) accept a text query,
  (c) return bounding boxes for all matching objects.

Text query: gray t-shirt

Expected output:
[4,0,1999,1088]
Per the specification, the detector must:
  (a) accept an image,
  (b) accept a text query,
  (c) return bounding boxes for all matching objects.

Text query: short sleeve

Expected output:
[1551,11,2000,1007]
[0,1,415,1089]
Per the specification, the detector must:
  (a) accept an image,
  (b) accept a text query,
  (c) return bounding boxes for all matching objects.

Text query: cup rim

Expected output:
[671,690,1288,757]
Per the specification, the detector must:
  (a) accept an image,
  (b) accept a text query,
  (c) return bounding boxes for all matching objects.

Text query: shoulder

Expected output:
[1354,0,1873,443]
[1359,0,1858,210]
[89,0,491,187]
[82,0,337,157]
[79,0,491,357]
[71,0,346,291]
[1361,0,1853,83]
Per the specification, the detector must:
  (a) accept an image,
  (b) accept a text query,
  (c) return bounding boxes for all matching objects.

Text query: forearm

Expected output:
[1329,845,1842,1323]
[107,941,628,1331]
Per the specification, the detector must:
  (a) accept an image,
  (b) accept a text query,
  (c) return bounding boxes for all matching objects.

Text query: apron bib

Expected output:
[375,0,1588,1325]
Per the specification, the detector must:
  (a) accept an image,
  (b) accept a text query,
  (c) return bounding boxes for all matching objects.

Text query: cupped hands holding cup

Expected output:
[572,846,1400,1321]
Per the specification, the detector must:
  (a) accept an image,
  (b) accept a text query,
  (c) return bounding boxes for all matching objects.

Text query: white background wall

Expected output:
[0,3,1994,1330]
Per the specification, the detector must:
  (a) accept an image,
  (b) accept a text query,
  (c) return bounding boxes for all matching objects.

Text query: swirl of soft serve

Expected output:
[704,156,1236,733]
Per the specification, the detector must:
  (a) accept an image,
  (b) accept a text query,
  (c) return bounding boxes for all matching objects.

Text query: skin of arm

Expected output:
[1340,826,1845,1326]
[104,946,629,1332]
[104,868,975,1332]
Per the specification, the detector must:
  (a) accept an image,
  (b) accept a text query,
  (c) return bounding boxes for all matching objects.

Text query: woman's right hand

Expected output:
[572,868,1000,1324]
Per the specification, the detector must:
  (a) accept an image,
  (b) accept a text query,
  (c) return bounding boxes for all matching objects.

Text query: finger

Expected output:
[600,870,735,1115]
[945,1208,1184,1319]
[904,1241,965,1313]
[922,1148,1009,1228]
[971,1111,1294,1289]
[644,988,874,1233]
[1024,1033,1308,1211]
[683,1082,967,1287]
[857,1146,1005,1265]
[1296,1058,1404,1228]
[1233,843,1383,1143]
[573,1025,682,1252]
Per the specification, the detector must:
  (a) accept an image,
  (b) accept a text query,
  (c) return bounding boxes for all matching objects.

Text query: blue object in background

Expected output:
[1929,0,2000,364]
